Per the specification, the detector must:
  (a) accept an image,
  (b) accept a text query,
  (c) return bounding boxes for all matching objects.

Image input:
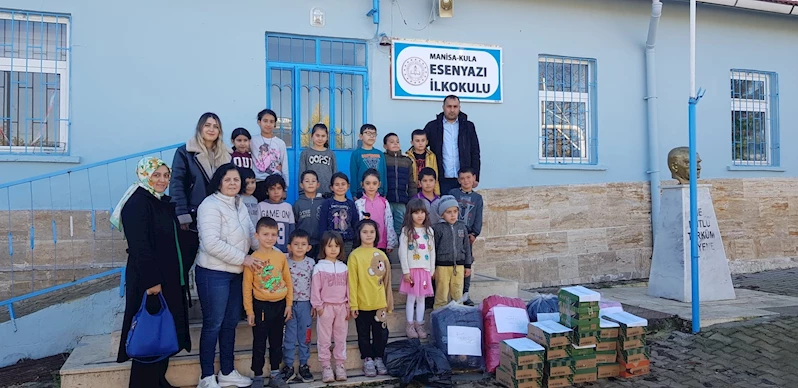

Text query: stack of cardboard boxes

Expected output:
[597,318,620,378]
[603,311,650,378]
[558,286,600,385]
[496,338,546,388]
[528,321,573,388]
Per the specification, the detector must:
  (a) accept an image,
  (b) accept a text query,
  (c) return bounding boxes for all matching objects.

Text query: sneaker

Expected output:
[321,366,335,383]
[405,321,419,338]
[268,373,289,388]
[217,370,252,387]
[374,357,388,375]
[463,299,475,306]
[197,376,221,388]
[363,357,377,377]
[334,364,348,381]
[279,365,295,382]
[298,364,314,382]
[250,376,264,388]
[415,322,428,339]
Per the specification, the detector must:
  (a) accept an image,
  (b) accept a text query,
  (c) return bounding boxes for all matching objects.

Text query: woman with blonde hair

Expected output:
[170,112,232,274]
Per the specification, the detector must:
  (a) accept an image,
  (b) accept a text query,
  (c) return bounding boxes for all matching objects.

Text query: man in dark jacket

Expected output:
[423,95,481,194]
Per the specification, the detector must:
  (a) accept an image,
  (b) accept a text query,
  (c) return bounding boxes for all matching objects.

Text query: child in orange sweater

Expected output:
[244,217,294,388]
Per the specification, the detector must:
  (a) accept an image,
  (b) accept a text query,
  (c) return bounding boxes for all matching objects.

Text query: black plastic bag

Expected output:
[430,301,484,370]
[385,338,453,387]
[526,294,559,322]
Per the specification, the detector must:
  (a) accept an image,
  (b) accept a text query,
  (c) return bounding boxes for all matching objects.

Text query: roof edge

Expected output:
[692,0,798,16]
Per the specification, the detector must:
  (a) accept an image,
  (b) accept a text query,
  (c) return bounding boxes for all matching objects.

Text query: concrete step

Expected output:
[110,305,433,355]
[62,331,405,388]
[61,272,519,388]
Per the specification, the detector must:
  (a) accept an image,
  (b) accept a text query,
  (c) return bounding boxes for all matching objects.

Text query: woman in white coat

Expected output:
[195,163,261,388]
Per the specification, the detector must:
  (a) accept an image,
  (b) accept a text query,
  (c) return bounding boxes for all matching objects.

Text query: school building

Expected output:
[1,0,798,297]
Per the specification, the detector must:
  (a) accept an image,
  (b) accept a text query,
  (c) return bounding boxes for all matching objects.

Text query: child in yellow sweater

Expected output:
[244,217,293,388]
[348,215,393,378]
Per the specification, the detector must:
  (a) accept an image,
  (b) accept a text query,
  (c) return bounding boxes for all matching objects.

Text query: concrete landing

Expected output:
[600,285,798,328]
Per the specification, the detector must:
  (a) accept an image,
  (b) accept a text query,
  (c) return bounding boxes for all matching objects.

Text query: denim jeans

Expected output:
[389,202,406,237]
[195,266,244,378]
[283,300,312,366]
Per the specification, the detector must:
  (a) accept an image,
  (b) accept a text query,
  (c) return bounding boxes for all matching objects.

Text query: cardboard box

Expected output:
[618,358,650,371]
[569,328,599,347]
[601,312,647,338]
[597,363,620,378]
[599,318,620,339]
[617,346,650,364]
[569,367,598,384]
[571,355,597,369]
[596,350,617,364]
[500,357,544,380]
[617,335,646,351]
[560,314,600,332]
[529,321,572,348]
[501,338,546,366]
[542,376,571,388]
[545,346,569,361]
[596,337,617,352]
[558,301,599,320]
[619,365,650,378]
[496,366,543,388]
[558,286,601,306]
[545,358,575,378]
[566,344,596,358]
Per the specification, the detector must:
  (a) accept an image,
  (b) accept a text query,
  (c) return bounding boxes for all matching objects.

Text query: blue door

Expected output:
[266,34,368,203]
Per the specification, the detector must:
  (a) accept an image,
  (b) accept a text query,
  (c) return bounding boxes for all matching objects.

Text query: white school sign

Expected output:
[391,39,503,103]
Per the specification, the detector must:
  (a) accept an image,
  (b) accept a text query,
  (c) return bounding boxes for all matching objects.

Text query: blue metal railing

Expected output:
[1,143,182,331]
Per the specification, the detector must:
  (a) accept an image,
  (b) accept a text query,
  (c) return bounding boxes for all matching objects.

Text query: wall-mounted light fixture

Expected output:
[439,0,453,18]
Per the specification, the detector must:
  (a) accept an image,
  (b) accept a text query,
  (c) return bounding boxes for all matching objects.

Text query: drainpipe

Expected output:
[367,0,380,24]
[645,0,663,243]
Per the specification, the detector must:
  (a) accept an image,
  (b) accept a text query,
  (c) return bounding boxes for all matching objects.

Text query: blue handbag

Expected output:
[125,292,179,363]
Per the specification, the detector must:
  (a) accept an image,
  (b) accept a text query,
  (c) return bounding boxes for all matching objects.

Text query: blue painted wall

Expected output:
[1,0,796,191]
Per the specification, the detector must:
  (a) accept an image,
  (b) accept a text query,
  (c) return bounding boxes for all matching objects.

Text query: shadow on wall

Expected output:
[0,287,124,368]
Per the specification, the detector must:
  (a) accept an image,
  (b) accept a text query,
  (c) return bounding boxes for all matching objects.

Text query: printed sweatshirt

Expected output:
[250,134,289,186]
[293,194,324,246]
[398,226,436,274]
[311,259,349,310]
[347,247,394,312]
[288,256,315,302]
[231,150,253,170]
[448,188,484,237]
[243,248,293,316]
[318,198,358,241]
[431,220,473,268]
[258,200,295,253]
[349,147,387,198]
[299,148,336,196]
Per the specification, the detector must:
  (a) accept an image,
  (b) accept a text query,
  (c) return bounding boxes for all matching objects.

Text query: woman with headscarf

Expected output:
[112,157,190,388]
[170,112,232,276]
[195,163,262,388]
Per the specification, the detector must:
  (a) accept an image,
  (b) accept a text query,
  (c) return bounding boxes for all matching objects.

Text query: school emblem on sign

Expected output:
[401,57,428,86]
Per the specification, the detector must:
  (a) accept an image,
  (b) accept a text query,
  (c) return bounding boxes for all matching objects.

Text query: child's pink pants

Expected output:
[316,302,349,367]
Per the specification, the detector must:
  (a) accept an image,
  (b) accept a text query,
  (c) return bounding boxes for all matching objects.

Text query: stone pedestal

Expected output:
[648,184,736,302]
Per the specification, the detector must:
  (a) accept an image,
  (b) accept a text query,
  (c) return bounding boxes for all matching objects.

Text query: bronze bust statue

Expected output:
[667,147,701,184]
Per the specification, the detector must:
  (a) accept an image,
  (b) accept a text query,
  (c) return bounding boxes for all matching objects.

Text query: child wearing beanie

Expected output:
[430,195,473,310]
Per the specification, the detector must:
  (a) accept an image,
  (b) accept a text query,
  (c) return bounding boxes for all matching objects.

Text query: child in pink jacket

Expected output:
[311,231,350,383]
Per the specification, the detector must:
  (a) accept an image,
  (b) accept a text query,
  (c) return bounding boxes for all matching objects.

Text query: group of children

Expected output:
[228,110,484,387]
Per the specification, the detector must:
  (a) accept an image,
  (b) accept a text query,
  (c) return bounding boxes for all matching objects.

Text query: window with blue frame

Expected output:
[0,10,70,155]
[730,70,779,167]
[537,55,598,165]
[266,35,367,151]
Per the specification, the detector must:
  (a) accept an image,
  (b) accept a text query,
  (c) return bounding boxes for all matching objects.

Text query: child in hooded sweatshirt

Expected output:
[431,195,472,310]
[311,231,350,383]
